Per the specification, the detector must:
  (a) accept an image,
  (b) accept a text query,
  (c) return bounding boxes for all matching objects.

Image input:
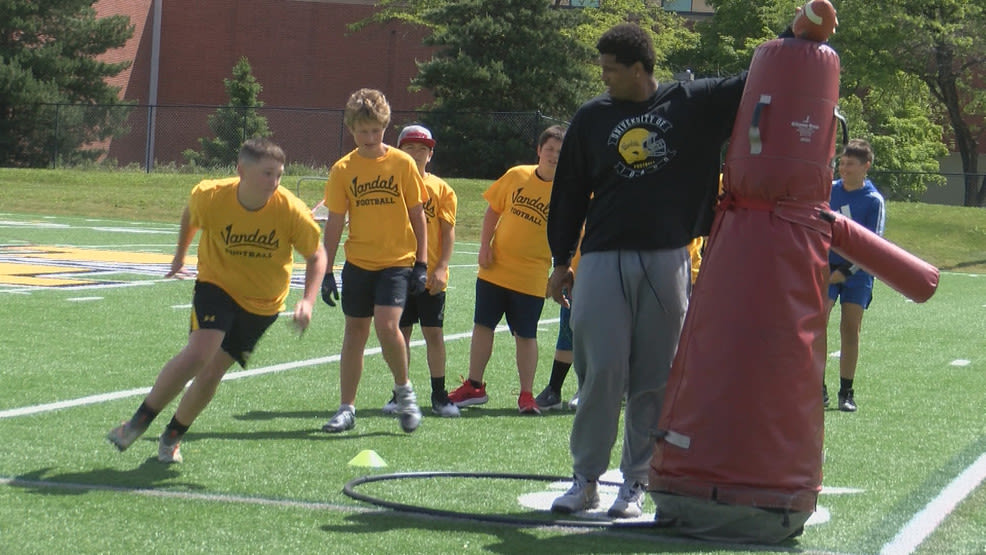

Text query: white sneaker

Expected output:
[158,435,183,464]
[567,389,580,410]
[394,384,422,433]
[381,393,398,415]
[608,480,646,518]
[322,407,355,433]
[551,475,599,513]
[107,421,143,451]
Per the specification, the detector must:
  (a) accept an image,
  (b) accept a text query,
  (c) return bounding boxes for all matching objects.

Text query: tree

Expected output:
[0,0,133,167]
[184,57,270,168]
[833,0,986,206]
[360,0,698,177]
[669,0,949,201]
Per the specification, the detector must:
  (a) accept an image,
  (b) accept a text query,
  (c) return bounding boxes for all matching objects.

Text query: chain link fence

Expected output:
[21,103,561,179]
[14,103,983,204]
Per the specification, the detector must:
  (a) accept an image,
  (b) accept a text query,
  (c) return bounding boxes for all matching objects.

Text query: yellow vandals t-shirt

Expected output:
[189,177,322,316]
[422,173,457,291]
[478,165,552,298]
[324,147,426,270]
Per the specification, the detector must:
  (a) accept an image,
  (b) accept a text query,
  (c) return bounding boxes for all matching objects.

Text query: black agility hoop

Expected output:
[342,471,657,529]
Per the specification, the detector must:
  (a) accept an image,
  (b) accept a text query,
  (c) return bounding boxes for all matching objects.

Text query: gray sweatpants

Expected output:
[568,248,690,484]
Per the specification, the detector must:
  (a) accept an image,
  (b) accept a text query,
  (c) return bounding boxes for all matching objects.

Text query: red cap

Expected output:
[398,125,435,148]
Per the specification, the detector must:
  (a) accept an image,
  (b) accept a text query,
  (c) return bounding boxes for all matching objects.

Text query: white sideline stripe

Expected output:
[880,452,986,554]
[0,476,369,513]
[0,319,560,419]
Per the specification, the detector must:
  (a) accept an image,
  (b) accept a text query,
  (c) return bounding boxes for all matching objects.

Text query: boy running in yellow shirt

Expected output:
[107,138,327,463]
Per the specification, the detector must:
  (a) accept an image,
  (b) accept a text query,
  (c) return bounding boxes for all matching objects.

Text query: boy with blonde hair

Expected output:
[320,88,428,433]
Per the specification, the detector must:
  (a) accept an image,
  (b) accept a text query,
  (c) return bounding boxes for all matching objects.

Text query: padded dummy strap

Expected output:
[749,94,772,154]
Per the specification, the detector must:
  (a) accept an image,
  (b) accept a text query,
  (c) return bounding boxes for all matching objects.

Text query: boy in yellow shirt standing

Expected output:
[449,125,565,415]
[107,138,327,463]
[379,124,460,417]
[320,89,428,434]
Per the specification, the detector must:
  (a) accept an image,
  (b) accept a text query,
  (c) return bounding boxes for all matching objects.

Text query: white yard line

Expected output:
[880,451,986,554]
[0,476,367,513]
[0,321,558,420]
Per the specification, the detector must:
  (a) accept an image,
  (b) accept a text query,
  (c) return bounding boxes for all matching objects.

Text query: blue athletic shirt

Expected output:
[829,178,885,284]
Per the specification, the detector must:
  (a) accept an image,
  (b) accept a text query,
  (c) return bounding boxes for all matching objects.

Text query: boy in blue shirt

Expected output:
[826,138,885,412]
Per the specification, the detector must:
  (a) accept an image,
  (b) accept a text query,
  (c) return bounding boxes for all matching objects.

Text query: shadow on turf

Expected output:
[233,407,574,421]
[319,512,802,554]
[11,460,202,495]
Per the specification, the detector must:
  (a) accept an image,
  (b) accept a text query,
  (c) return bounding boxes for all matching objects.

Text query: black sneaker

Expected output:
[823,384,829,408]
[838,389,857,412]
[431,391,460,417]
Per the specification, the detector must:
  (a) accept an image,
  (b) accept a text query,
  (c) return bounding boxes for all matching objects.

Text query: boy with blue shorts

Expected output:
[826,139,885,412]
[449,125,565,415]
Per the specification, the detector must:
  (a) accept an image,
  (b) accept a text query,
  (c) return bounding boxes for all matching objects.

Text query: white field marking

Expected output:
[950,359,971,367]
[172,303,192,309]
[830,350,841,358]
[881,451,986,555]
[73,244,175,249]
[0,476,370,513]
[66,296,103,302]
[0,278,168,296]
[0,320,559,420]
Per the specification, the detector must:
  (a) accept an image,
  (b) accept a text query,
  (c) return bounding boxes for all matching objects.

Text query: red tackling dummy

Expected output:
[649,36,938,544]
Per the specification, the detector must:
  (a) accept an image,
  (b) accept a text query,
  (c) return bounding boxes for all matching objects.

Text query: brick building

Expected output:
[94,0,435,167]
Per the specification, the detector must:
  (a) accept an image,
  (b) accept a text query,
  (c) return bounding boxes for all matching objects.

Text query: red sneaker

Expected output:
[518,391,542,415]
[448,378,488,407]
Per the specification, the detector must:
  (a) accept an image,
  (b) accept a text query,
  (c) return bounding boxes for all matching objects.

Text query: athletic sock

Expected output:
[430,376,445,394]
[129,401,159,433]
[839,378,854,394]
[162,416,189,445]
[468,378,483,389]
[548,359,573,394]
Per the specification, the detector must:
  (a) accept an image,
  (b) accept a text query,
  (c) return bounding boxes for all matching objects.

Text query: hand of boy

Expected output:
[409,262,427,295]
[321,272,339,307]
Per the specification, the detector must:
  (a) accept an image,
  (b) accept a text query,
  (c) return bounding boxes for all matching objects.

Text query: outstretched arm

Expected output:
[167,205,198,278]
[293,244,328,333]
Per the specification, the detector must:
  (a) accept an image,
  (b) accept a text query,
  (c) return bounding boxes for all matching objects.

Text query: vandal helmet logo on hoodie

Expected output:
[609,114,677,179]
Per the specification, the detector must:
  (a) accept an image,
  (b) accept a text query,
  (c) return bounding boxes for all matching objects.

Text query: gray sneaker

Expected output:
[382,393,398,415]
[107,421,143,451]
[534,386,562,411]
[551,475,599,513]
[158,435,183,464]
[322,407,355,433]
[608,481,646,518]
[393,384,422,433]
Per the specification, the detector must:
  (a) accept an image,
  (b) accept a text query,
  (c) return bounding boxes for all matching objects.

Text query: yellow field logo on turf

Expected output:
[0,245,195,288]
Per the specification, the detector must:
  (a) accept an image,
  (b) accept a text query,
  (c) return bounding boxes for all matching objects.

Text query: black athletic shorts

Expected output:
[400,290,446,328]
[340,262,411,318]
[191,281,277,368]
